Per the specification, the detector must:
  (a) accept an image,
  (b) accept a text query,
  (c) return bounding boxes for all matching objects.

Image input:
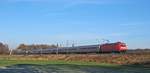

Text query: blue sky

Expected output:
[0,0,150,49]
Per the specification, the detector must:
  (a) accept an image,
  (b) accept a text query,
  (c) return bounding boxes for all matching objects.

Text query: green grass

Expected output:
[0,60,149,73]
[0,60,118,67]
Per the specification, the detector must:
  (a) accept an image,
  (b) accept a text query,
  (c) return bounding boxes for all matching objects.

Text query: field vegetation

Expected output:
[0,53,149,73]
[0,52,149,65]
[0,42,149,73]
[0,51,149,73]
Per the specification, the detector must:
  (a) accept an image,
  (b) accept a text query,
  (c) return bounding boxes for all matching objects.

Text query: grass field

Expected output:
[0,60,116,67]
[0,53,149,73]
[0,60,149,73]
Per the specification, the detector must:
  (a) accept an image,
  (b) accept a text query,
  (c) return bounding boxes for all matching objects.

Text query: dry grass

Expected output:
[0,52,150,65]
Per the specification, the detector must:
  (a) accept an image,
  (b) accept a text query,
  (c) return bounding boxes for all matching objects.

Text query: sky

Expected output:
[0,0,150,49]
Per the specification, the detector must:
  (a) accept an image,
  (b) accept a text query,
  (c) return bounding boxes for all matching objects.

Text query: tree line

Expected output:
[16,44,58,50]
[0,42,58,55]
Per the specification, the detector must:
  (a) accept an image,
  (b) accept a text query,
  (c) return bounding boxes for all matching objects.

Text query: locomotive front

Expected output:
[116,42,128,52]
[100,42,128,53]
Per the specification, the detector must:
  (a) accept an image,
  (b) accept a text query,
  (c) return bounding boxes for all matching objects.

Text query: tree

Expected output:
[0,42,9,54]
[16,44,28,50]
[16,44,58,50]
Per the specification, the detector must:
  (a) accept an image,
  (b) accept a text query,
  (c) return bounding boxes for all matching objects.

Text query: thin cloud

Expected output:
[2,0,132,10]
[120,23,142,26]
[47,32,129,41]
[3,0,131,4]
[106,33,129,37]
[3,0,104,3]
[119,22,150,27]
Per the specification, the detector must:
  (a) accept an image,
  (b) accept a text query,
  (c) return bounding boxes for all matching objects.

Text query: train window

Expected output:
[120,43,126,47]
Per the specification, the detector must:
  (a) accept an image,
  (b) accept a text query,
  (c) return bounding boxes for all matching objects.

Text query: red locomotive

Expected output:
[100,42,127,53]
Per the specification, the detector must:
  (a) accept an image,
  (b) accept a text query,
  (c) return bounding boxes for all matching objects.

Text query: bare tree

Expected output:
[16,44,58,50]
[0,42,9,54]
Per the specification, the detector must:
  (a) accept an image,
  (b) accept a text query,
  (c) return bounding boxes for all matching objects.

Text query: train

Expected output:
[15,42,128,54]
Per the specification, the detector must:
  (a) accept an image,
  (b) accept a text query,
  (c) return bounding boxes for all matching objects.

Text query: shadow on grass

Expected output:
[123,61,150,68]
[0,63,150,73]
